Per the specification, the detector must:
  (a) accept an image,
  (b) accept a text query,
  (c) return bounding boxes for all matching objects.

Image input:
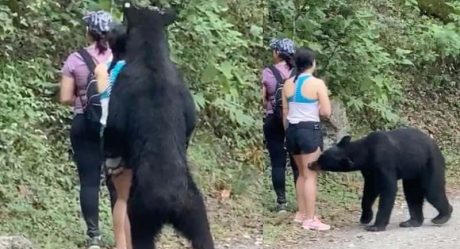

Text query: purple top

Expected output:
[261,61,292,115]
[60,44,112,114]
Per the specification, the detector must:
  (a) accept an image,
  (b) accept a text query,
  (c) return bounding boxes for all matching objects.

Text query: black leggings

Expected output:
[70,114,115,238]
[263,114,299,205]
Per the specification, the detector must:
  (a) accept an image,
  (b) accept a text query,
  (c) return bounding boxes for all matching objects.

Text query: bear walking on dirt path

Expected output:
[310,127,453,232]
[102,3,214,249]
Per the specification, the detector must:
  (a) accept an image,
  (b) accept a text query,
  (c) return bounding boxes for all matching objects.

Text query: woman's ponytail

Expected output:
[294,64,306,82]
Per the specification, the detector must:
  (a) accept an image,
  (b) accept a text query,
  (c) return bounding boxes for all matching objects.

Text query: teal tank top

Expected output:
[100,60,126,99]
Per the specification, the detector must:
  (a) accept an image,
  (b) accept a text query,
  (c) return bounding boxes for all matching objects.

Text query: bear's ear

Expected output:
[337,135,352,147]
[122,1,142,25]
[123,1,132,8]
[161,8,177,26]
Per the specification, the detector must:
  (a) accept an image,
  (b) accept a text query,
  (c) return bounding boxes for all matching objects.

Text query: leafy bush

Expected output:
[266,0,459,129]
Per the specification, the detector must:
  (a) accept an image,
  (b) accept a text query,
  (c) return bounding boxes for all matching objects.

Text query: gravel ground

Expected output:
[278,195,460,249]
[211,190,459,249]
[216,235,263,249]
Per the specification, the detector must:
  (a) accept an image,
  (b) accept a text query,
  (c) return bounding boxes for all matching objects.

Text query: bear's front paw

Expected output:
[360,211,373,225]
[365,225,386,232]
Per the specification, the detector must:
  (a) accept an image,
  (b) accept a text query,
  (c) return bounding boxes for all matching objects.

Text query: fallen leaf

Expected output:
[220,189,231,200]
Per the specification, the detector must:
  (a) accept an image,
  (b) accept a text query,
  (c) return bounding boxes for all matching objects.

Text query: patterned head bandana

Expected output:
[269,38,296,55]
[83,10,113,36]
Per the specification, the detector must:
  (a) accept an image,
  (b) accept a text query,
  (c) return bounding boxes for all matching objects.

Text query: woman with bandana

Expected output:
[59,10,114,249]
[261,38,299,213]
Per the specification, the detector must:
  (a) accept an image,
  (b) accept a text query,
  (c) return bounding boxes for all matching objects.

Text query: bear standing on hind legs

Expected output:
[310,127,453,232]
[102,3,214,249]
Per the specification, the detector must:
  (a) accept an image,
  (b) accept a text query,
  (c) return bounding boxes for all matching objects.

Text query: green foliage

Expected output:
[167,0,264,149]
[0,59,112,248]
[266,0,460,129]
[267,0,402,127]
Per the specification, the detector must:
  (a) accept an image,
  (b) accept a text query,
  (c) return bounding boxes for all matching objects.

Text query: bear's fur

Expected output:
[102,4,213,249]
[310,127,453,232]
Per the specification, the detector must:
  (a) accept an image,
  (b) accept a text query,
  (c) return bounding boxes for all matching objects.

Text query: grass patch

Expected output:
[445,148,460,184]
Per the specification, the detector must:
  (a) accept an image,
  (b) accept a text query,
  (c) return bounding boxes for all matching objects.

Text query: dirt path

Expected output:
[277,193,460,249]
[123,189,460,249]
[216,236,263,249]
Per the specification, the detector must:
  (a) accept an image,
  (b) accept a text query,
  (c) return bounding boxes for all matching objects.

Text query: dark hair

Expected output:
[88,30,109,55]
[278,52,295,70]
[294,47,316,80]
[106,22,128,72]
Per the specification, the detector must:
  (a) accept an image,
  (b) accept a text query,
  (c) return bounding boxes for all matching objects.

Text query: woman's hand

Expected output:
[262,85,267,109]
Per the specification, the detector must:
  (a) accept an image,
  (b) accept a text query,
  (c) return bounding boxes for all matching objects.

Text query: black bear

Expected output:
[102,3,214,249]
[309,127,453,232]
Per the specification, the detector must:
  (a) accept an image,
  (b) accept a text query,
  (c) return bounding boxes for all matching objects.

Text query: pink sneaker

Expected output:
[302,217,331,231]
[293,212,306,223]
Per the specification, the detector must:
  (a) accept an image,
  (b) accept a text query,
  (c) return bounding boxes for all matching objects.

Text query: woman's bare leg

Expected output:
[125,212,132,249]
[302,148,321,219]
[112,169,132,249]
[293,155,306,217]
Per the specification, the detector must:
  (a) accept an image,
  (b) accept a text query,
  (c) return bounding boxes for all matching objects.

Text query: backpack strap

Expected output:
[77,48,96,73]
[268,65,284,88]
[76,48,96,107]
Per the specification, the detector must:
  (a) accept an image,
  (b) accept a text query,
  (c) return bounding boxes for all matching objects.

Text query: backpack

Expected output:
[77,48,102,131]
[268,65,296,120]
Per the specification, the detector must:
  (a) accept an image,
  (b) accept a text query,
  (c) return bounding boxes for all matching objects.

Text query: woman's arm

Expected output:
[282,82,289,131]
[59,75,75,105]
[317,79,332,118]
[59,53,78,105]
[261,68,270,110]
[262,85,267,108]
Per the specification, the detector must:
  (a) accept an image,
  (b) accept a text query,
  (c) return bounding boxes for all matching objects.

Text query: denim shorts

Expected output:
[286,121,323,155]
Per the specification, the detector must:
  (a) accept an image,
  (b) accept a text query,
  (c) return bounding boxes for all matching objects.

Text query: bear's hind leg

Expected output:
[171,192,214,249]
[129,207,164,249]
[425,181,453,225]
[400,179,424,227]
[424,147,453,225]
